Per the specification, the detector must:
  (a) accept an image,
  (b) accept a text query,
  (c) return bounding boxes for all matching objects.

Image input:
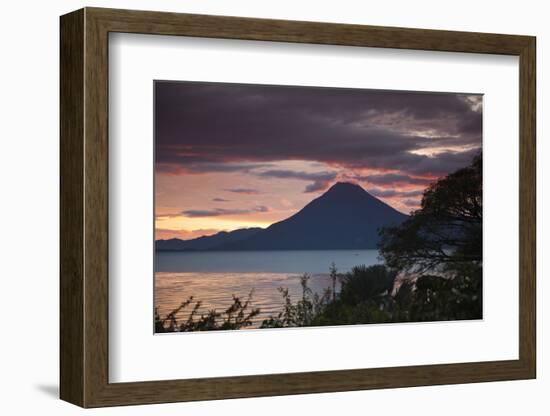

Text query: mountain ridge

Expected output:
[155,227,263,251]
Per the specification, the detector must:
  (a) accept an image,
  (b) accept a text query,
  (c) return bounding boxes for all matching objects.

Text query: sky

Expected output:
[155,81,482,240]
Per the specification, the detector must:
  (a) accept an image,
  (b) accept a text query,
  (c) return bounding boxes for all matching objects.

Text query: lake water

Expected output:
[155,250,381,328]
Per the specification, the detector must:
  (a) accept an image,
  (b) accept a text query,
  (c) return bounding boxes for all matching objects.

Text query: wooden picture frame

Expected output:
[60,7,536,408]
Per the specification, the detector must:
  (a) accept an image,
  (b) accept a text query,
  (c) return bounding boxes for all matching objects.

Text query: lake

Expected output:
[155,250,381,328]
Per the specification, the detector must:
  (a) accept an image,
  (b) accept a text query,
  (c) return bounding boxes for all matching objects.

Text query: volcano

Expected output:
[156,182,408,251]
[219,182,407,250]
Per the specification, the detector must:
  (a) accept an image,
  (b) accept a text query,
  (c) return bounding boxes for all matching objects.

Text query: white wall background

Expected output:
[0,0,545,414]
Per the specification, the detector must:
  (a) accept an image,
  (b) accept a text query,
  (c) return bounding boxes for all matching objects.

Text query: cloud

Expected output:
[212,198,230,202]
[360,173,433,186]
[224,188,261,195]
[304,181,331,193]
[368,188,425,198]
[402,198,422,208]
[155,212,184,220]
[182,206,270,218]
[256,169,337,193]
[155,81,482,179]
[156,162,271,175]
[155,228,220,240]
[403,148,481,176]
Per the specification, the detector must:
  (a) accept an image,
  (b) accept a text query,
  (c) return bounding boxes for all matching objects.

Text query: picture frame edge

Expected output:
[59,7,537,408]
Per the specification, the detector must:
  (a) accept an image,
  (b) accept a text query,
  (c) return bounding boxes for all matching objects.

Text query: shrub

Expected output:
[155,291,260,332]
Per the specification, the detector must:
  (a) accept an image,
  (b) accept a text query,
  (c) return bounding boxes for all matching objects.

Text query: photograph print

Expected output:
[154,81,482,333]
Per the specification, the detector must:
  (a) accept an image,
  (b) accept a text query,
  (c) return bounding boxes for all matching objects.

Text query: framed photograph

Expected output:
[60,7,536,407]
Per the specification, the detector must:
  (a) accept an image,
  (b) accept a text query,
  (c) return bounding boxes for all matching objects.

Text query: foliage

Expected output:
[312,265,396,325]
[260,262,481,328]
[379,154,482,274]
[260,274,332,328]
[155,291,260,332]
[338,265,396,305]
[378,153,483,322]
[406,269,482,321]
[156,261,481,332]
[262,265,398,327]
[329,262,338,302]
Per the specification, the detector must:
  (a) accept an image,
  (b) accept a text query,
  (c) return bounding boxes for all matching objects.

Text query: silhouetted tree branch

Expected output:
[379,153,482,273]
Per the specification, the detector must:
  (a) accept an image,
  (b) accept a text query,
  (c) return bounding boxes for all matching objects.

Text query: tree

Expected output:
[379,154,482,274]
[329,262,338,302]
[401,267,482,322]
[313,265,395,325]
[338,265,396,306]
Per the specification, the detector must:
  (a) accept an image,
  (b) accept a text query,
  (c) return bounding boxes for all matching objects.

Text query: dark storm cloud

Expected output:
[156,161,271,175]
[182,206,270,218]
[359,173,433,186]
[155,81,482,178]
[256,169,337,193]
[224,188,261,195]
[403,147,481,176]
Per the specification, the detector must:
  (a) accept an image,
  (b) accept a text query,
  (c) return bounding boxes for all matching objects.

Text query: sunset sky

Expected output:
[155,81,482,240]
